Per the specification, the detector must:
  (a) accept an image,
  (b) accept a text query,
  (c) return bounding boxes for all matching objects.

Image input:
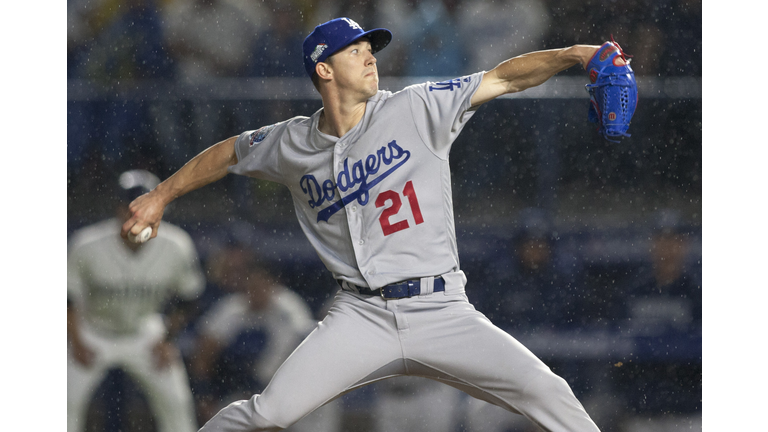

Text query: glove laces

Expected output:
[610,34,633,64]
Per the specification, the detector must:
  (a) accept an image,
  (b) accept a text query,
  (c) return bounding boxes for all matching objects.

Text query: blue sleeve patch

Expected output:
[249,124,277,146]
[428,76,472,92]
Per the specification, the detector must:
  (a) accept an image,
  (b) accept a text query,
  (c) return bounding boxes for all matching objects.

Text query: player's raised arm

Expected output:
[121,136,239,241]
[470,45,600,108]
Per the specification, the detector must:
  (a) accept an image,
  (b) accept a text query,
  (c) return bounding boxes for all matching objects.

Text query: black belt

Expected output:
[339,277,445,299]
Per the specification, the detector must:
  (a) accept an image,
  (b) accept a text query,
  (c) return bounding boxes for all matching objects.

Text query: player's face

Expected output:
[329,39,379,98]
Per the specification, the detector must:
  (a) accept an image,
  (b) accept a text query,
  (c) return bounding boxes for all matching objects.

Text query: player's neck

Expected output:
[318,93,368,138]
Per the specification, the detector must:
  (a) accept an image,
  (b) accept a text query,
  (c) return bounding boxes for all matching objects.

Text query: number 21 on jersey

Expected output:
[375,180,424,236]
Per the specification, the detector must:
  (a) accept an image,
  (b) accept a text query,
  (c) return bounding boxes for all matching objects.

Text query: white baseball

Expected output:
[128,226,153,244]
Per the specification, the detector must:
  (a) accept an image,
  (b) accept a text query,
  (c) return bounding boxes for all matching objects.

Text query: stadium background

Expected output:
[66,0,702,431]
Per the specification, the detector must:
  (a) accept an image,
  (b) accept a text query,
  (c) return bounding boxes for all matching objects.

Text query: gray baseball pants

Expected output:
[198,272,600,432]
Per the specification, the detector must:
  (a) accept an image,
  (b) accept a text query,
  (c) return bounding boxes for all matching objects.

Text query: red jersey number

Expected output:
[375,181,424,236]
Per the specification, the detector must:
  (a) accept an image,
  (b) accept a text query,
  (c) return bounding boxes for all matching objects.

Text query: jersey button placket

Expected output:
[335,140,368,276]
[349,203,365,246]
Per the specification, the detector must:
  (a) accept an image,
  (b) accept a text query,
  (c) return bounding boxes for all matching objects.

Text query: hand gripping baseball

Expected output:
[121,191,166,244]
[585,36,638,142]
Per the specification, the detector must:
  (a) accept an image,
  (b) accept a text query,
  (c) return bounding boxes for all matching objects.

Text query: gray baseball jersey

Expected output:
[201,74,601,432]
[229,73,484,289]
[68,218,205,333]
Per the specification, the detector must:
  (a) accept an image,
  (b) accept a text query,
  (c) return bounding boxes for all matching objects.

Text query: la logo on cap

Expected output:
[341,18,362,30]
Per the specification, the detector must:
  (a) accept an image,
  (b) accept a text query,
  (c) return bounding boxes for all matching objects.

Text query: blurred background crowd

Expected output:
[67,0,701,81]
[66,0,702,431]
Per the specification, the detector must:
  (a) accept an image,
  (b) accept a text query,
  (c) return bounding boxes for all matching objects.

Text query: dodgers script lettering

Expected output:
[299,140,411,223]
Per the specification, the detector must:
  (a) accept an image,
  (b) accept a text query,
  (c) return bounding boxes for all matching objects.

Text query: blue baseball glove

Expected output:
[585,38,637,142]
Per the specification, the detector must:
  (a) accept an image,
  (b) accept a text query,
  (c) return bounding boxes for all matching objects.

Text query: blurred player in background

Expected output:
[476,207,581,333]
[629,208,702,330]
[67,169,205,432]
[189,246,341,431]
[466,207,584,432]
[615,208,702,420]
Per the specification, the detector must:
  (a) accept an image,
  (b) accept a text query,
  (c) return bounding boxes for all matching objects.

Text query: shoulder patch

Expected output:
[249,124,277,146]
[428,76,472,92]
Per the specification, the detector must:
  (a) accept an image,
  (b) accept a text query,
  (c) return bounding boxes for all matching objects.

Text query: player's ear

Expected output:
[316,61,333,81]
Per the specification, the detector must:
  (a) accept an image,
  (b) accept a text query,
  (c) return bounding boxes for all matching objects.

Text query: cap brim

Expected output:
[353,28,392,54]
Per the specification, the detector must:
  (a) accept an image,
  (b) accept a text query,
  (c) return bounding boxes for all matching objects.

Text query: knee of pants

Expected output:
[523,370,575,403]
[200,395,285,432]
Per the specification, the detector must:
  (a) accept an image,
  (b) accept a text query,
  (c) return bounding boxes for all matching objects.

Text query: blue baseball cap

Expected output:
[303,18,392,78]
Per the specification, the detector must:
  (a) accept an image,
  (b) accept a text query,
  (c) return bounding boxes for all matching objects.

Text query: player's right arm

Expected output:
[121,136,239,240]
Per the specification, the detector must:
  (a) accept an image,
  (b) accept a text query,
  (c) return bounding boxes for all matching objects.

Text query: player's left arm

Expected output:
[470,45,600,108]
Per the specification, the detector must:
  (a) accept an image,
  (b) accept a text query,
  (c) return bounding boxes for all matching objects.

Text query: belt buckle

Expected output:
[380,283,398,300]
[380,280,416,300]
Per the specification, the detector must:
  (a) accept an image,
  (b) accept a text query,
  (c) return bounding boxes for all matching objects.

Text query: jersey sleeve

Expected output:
[405,71,485,159]
[228,119,291,184]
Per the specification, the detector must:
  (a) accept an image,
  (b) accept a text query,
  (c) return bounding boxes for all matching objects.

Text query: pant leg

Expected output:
[398,289,601,432]
[124,350,198,432]
[373,376,464,432]
[67,352,109,432]
[285,399,342,432]
[67,326,116,432]
[198,291,407,432]
[465,397,535,432]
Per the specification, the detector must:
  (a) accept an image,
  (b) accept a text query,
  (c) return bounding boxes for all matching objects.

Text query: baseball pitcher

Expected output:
[122,17,636,432]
